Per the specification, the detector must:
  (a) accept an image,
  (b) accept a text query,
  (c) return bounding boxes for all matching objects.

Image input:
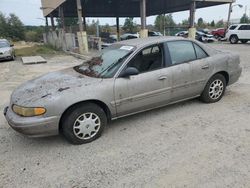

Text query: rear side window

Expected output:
[238,25,250,30]
[167,41,196,65]
[193,43,208,59]
[229,25,237,30]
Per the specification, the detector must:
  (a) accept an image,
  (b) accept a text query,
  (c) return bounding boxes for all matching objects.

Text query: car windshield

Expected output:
[74,44,135,78]
[0,41,10,48]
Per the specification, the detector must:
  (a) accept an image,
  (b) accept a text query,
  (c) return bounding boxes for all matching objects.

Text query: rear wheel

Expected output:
[61,103,107,144]
[200,74,226,103]
[229,35,238,44]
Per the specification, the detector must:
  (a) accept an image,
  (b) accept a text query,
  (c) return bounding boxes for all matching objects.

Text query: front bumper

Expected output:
[0,54,12,60]
[4,106,60,137]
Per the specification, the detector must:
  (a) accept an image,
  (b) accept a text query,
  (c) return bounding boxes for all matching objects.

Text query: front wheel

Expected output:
[229,35,238,44]
[200,74,226,103]
[61,103,107,144]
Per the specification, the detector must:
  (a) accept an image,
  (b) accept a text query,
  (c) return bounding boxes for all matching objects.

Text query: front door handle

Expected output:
[202,65,209,70]
[158,75,167,80]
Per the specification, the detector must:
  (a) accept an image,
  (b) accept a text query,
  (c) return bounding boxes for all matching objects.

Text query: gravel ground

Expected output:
[0,44,250,188]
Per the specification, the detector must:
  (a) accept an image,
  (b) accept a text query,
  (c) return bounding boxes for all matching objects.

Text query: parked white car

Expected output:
[0,39,15,61]
[226,24,250,44]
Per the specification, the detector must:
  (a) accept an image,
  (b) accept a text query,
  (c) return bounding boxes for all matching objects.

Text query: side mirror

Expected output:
[120,67,139,78]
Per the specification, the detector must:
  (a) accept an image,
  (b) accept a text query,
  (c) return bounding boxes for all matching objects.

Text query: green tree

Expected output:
[123,18,137,33]
[197,18,204,28]
[0,12,8,38]
[24,26,45,42]
[211,20,215,27]
[216,20,224,28]
[155,14,175,33]
[86,20,98,35]
[165,14,176,27]
[240,13,250,23]
[102,24,111,33]
[155,15,165,33]
[56,17,78,27]
[7,13,25,40]
[181,19,189,26]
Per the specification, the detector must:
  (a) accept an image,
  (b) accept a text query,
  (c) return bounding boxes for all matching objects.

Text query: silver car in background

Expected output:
[0,39,15,61]
[4,37,242,144]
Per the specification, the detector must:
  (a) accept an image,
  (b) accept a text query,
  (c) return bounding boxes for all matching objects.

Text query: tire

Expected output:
[241,40,248,44]
[229,35,238,44]
[61,103,107,145]
[214,34,220,39]
[200,74,226,103]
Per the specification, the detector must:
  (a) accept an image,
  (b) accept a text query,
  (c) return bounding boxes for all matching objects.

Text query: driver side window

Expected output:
[126,44,163,74]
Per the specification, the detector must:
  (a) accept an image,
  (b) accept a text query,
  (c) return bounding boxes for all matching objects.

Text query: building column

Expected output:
[59,6,65,30]
[140,0,148,38]
[50,14,55,31]
[188,1,196,39]
[45,17,49,32]
[116,16,120,41]
[226,3,232,29]
[83,15,87,31]
[76,0,83,32]
[76,0,88,54]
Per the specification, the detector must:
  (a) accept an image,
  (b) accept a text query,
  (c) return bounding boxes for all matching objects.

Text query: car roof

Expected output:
[231,24,250,26]
[117,36,191,48]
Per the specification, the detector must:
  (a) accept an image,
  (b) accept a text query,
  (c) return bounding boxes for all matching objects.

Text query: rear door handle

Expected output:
[158,75,167,80]
[202,65,209,70]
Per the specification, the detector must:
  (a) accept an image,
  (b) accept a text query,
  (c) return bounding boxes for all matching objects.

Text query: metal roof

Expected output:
[41,0,66,17]
[42,0,235,17]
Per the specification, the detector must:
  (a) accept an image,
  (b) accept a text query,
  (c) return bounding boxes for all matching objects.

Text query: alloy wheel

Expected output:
[209,79,224,100]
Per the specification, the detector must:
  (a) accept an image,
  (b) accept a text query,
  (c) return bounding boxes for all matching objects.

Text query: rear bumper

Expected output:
[228,67,242,86]
[4,106,60,137]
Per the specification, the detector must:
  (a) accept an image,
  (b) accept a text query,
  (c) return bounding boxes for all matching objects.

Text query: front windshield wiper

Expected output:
[98,52,133,77]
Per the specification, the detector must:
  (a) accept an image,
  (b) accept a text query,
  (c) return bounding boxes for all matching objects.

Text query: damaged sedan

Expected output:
[4,37,242,144]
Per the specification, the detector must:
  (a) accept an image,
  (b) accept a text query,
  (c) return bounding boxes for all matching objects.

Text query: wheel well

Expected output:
[59,100,112,132]
[230,34,238,39]
[215,71,229,85]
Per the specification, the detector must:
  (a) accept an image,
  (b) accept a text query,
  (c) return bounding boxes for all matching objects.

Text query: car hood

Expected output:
[11,67,102,106]
[0,47,11,53]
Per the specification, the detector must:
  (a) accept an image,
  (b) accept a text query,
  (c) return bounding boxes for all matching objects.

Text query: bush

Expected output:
[25,31,40,42]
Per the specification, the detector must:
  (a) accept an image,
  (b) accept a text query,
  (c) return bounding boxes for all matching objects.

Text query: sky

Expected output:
[0,0,249,26]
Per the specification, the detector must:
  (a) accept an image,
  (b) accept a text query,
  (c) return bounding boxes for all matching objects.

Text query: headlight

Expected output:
[4,50,11,55]
[12,105,46,117]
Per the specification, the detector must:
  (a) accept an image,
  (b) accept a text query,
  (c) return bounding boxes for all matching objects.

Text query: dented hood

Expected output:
[11,67,102,106]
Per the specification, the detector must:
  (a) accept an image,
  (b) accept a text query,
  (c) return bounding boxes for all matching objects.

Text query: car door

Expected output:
[238,25,247,39]
[114,44,172,117]
[189,42,213,95]
[245,25,250,39]
[165,40,195,102]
